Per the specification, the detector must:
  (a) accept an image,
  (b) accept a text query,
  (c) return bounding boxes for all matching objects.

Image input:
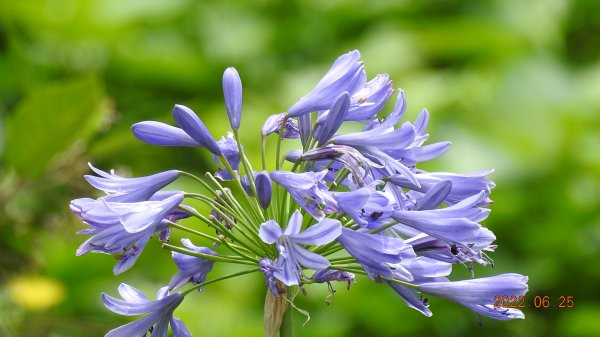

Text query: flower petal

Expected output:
[131,121,200,147]
[259,220,283,244]
[283,210,303,236]
[274,252,300,286]
[387,282,433,317]
[420,273,529,305]
[291,218,341,246]
[104,312,161,337]
[102,293,163,316]
[117,283,149,303]
[289,244,330,270]
[172,104,222,155]
[171,317,193,337]
[317,92,350,144]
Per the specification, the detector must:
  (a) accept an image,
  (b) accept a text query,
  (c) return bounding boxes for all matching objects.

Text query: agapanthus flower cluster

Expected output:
[71,50,528,337]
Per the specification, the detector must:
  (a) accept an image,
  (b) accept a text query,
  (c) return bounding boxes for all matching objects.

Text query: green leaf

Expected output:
[3,76,108,177]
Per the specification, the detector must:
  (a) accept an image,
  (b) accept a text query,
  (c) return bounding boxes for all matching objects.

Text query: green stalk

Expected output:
[233,129,264,220]
[217,153,265,223]
[167,221,220,243]
[182,268,259,296]
[163,243,256,265]
[261,135,268,171]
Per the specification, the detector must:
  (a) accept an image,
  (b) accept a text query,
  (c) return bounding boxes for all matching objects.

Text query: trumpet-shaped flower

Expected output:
[102,283,191,337]
[259,210,342,286]
[336,227,416,281]
[288,50,365,117]
[84,163,179,201]
[71,193,184,274]
[262,112,300,139]
[419,273,529,320]
[169,239,217,291]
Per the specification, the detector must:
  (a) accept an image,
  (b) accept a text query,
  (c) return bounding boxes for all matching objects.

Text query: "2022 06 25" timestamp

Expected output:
[493,295,574,309]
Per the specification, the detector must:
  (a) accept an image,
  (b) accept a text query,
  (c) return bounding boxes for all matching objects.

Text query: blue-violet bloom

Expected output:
[259,210,342,286]
[169,238,217,291]
[102,283,192,337]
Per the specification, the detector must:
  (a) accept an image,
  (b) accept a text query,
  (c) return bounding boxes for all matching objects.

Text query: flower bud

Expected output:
[172,104,222,155]
[256,171,272,209]
[317,91,350,145]
[223,67,242,130]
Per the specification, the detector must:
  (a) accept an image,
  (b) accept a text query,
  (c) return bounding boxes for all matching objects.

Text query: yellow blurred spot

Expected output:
[7,276,66,311]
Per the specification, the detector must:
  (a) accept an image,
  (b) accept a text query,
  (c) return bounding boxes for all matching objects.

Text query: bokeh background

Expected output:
[1,0,599,336]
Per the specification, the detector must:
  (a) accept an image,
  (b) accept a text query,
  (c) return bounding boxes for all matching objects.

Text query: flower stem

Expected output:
[162,243,256,265]
[280,287,294,337]
[182,268,259,296]
[166,220,220,243]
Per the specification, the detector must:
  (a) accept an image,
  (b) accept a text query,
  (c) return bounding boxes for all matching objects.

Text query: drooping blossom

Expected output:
[419,273,529,320]
[102,283,191,337]
[169,239,217,291]
[84,163,179,201]
[71,193,184,274]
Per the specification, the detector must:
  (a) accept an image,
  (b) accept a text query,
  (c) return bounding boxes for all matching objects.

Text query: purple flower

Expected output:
[259,210,342,286]
[255,171,272,209]
[173,104,222,155]
[288,50,365,117]
[71,193,184,274]
[316,92,350,145]
[169,239,217,291]
[419,273,529,320]
[213,132,241,180]
[131,104,222,155]
[298,113,312,147]
[392,191,496,253]
[388,281,432,317]
[261,112,300,138]
[131,121,201,147]
[270,170,338,220]
[332,184,395,229]
[386,257,453,317]
[389,169,495,206]
[290,144,380,187]
[336,227,416,281]
[345,73,394,121]
[312,269,355,289]
[365,108,451,168]
[84,163,179,201]
[405,233,494,266]
[332,120,416,151]
[223,67,242,130]
[102,283,191,337]
[259,258,284,297]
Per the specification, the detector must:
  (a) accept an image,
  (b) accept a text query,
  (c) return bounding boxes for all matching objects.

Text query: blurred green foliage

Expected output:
[1,0,599,336]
